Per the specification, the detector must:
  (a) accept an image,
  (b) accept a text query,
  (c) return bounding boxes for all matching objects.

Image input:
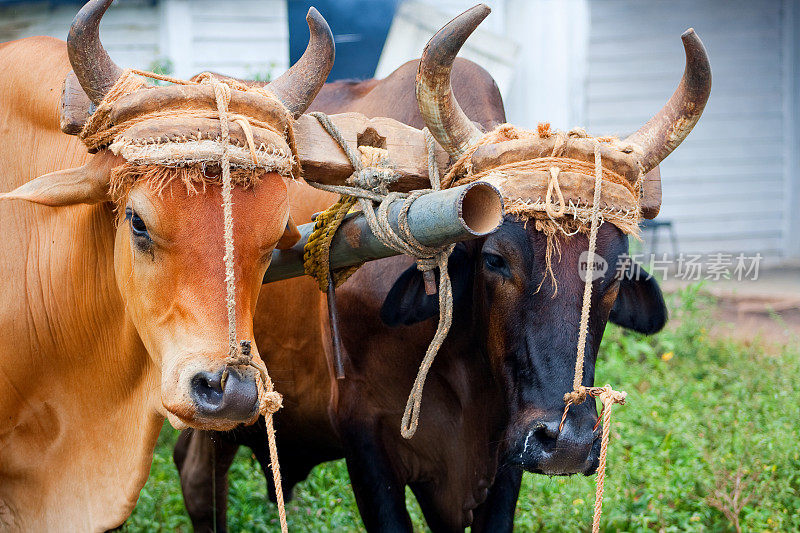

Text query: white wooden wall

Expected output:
[375,1,519,98]
[162,0,288,79]
[0,0,161,69]
[375,0,588,130]
[584,0,793,260]
[502,0,588,130]
[0,0,288,80]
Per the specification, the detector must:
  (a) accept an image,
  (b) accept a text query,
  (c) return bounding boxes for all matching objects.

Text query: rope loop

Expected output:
[416,122,640,532]
[545,166,567,218]
[75,66,292,532]
[535,137,628,532]
[348,167,398,194]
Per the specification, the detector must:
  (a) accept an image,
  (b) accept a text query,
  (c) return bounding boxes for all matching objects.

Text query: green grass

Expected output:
[125,284,800,532]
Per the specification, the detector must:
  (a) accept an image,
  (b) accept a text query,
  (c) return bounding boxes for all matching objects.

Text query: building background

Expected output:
[1,0,798,265]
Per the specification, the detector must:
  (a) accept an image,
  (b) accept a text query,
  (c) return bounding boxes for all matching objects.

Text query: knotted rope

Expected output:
[303,112,454,439]
[79,69,298,208]
[448,124,634,531]
[546,139,628,533]
[205,75,288,533]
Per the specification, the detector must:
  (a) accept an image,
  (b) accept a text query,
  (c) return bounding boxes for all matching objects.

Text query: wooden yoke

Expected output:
[294,113,451,190]
[61,72,451,191]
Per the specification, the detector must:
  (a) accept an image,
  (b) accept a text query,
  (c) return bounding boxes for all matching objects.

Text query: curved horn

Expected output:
[416,4,487,158]
[625,29,711,173]
[268,7,335,118]
[67,0,124,105]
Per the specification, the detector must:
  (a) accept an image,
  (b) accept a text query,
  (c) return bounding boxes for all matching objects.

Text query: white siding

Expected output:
[0,0,161,70]
[186,0,288,79]
[376,1,519,98]
[502,0,588,129]
[0,0,289,81]
[585,0,790,259]
[784,0,800,260]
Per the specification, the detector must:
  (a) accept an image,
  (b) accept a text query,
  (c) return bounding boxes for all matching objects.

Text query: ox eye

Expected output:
[482,252,510,276]
[125,207,151,248]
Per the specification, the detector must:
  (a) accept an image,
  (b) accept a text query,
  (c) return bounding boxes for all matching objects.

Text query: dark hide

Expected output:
[380,243,473,327]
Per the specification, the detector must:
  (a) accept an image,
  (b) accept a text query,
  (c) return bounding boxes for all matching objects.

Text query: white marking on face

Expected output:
[522,429,534,457]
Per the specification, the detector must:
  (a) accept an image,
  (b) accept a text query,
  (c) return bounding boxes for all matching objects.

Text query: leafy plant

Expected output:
[145,57,175,85]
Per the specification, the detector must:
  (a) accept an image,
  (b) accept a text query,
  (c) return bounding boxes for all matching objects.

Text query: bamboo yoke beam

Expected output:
[264,181,503,284]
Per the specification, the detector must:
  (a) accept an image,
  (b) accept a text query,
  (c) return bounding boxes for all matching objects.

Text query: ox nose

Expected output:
[190,367,258,421]
[509,417,600,476]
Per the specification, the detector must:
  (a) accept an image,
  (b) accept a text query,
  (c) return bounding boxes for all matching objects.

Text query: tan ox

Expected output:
[0,0,334,529]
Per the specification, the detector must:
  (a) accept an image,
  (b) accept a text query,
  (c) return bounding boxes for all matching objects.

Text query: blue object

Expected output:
[288,0,400,81]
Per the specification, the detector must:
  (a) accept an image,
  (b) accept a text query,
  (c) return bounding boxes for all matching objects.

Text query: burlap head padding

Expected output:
[444,124,644,237]
[109,118,293,175]
[76,69,299,204]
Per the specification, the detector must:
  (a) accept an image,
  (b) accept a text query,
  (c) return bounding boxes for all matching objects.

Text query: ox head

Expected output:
[0,0,334,430]
[384,5,709,475]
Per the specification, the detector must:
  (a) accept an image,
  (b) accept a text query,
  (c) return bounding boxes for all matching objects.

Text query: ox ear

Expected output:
[276,213,300,250]
[380,244,472,327]
[609,261,668,335]
[0,153,116,206]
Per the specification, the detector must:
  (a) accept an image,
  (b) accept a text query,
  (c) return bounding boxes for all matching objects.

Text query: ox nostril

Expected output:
[190,368,258,421]
[533,423,559,453]
[513,417,598,476]
[191,371,224,406]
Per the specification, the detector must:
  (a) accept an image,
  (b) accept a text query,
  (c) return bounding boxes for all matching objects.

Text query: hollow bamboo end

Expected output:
[459,181,503,236]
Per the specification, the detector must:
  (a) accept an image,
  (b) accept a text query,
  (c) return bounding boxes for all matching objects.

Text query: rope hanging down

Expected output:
[303,112,454,439]
[206,75,288,533]
[555,139,627,533]
[448,124,633,531]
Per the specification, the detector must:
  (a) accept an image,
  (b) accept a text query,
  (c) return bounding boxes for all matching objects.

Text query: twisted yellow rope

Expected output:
[593,386,626,533]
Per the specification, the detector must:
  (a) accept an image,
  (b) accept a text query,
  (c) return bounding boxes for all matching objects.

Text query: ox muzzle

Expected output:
[506,400,601,476]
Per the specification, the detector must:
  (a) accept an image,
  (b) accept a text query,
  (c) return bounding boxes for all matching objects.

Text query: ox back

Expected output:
[174,57,514,532]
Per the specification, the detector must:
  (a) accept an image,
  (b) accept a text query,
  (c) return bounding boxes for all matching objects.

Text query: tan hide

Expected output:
[0,36,163,531]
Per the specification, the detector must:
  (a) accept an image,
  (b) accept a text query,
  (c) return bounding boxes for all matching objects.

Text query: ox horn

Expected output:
[267,7,335,118]
[416,4,487,158]
[625,29,711,174]
[67,0,124,105]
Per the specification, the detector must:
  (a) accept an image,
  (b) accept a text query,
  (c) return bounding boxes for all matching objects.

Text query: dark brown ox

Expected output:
[175,6,710,532]
[0,0,334,529]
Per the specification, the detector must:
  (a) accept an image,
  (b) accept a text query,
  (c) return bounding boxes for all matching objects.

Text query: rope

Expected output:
[540,140,627,532]
[199,75,289,533]
[592,386,626,533]
[447,125,633,529]
[303,112,455,439]
[77,70,294,526]
[545,167,566,218]
[303,195,359,290]
[79,69,298,177]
